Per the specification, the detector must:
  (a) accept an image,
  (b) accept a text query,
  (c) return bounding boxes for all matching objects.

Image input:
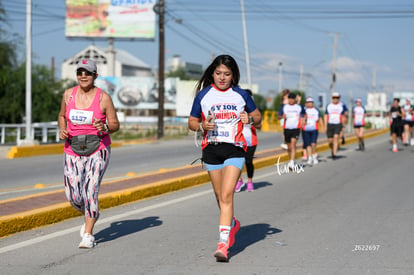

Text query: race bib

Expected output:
[355,114,364,124]
[69,109,94,125]
[329,113,340,123]
[306,118,316,126]
[286,113,297,119]
[208,123,235,144]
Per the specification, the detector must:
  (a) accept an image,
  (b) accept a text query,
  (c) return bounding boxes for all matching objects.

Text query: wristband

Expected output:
[249,116,254,125]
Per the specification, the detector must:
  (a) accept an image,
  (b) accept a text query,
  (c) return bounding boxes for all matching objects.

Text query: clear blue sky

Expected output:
[3,0,414,104]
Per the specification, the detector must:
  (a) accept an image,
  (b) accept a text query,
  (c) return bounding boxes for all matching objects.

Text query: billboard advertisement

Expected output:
[95,76,178,110]
[65,0,156,39]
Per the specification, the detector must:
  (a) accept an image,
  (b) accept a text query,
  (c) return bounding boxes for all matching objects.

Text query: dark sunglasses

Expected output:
[76,70,94,76]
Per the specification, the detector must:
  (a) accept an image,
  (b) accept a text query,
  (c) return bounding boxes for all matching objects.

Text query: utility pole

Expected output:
[155,0,165,139]
[278,62,283,92]
[107,37,116,76]
[240,0,251,88]
[25,0,33,144]
[329,33,340,96]
[299,64,305,92]
[372,67,378,120]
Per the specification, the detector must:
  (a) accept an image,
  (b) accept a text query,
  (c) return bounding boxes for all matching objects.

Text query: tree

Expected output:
[32,65,65,122]
[0,0,18,69]
[0,1,65,123]
[0,64,65,123]
[253,93,267,113]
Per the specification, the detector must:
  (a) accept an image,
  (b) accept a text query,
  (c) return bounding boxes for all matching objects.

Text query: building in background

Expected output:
[166,55,203,79]
[61,44,153,81]
[392,91,414,104]
[365,92,388,129]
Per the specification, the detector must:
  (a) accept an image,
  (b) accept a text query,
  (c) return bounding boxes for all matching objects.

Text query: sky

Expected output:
[3,0,414,105]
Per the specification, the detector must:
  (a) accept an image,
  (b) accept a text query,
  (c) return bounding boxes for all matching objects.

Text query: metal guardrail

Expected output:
[0,122,60,145]
[0,120,190,146]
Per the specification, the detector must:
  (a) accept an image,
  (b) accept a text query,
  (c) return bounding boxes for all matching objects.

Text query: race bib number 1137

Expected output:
[69,109,94,125]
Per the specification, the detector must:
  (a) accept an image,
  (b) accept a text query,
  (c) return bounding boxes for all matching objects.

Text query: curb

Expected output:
[0,128,388,237]
[6,141,123,159]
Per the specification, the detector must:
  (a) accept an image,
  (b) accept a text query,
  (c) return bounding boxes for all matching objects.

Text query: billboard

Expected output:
[95,76,178,110]
[65,0,156,39]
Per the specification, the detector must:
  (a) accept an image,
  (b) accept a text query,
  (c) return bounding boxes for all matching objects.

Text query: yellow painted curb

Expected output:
[0,171,210,238]
[0,128,388,237]
[6,142,123,159]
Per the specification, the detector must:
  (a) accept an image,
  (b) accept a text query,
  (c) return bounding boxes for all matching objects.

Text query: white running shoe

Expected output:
[288,160,295,171]
[411,138,414,146]
[281,143,288,150]
[79,233,96,249]
[313,156,319,164]
[307,157,313,165]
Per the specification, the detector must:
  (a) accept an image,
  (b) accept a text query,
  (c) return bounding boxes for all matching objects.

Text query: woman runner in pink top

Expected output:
[58,59,119,249]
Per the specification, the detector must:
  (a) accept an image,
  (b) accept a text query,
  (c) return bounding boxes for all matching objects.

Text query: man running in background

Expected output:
[324,92,348,160]
[389,98,405,152]
[279,92,305,170]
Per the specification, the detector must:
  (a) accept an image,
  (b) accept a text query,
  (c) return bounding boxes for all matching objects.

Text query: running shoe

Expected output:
[214,242,228,262]
[307,157,313,165]
[228,218,240,248]
[246,182,254,192]
[288,160,295,171]
[234,179,245,193]
[403,137,408,146]
[392,147,398,152]
[313,156,319,165]
[342,136,346,145]
[302,154,307,161]
[281,143,288,150]
[79,233,96,249]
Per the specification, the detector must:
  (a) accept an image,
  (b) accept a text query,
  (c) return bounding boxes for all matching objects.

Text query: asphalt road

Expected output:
[1,133,413,274]
[0,131,283,200]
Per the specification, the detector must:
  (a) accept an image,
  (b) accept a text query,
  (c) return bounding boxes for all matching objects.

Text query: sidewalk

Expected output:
[0,129,388,237]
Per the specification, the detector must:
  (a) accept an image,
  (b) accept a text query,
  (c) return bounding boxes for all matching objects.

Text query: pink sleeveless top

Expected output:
[64,86,111,156]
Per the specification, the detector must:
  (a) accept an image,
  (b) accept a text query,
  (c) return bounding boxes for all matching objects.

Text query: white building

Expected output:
[366,92,388,113]
[61,45,153,81]
[365,92,388,129]
[166,54,203,79]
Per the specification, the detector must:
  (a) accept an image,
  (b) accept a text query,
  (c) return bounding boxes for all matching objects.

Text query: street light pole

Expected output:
[240,0,251,88]
[25,0,33,144]
[278,62,283,92]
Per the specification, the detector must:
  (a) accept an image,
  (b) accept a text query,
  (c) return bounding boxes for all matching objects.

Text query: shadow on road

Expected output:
[236,181,272,192]
[94,216,162,244]
[230,223,282,259]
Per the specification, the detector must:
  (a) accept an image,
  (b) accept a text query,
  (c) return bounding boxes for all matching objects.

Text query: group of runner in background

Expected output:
[277,90,370,170]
